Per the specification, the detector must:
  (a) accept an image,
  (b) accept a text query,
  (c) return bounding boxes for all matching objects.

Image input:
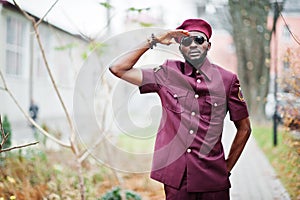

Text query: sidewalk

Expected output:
[222,117,291,200]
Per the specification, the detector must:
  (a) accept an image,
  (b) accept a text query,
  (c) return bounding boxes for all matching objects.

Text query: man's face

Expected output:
[179,31,210,67]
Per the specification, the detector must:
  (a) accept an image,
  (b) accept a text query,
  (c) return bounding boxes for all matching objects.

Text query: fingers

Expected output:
[164,30,188,39]
[167,30,189,44]
[156,30,189,45]
[172,29,189,40]
[173,29,190,37]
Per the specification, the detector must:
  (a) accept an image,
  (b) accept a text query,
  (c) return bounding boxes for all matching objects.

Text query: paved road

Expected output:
[222,117,291,200]
[11,116,291,199]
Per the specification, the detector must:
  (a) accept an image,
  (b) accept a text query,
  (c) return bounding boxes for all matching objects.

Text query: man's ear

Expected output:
[207,42,211,51]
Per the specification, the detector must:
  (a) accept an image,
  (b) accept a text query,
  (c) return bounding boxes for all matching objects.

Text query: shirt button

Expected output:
[189,130,194,134]
[173,94,178,98]
[194,94,199,99]
[196,70,200,74]
[196,79,201,83]
[214,102,218,107]
[191,111,196,116]
[187,148,191,153]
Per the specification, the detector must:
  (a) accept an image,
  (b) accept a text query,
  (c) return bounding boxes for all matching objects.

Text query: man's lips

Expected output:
[188,50,201,56]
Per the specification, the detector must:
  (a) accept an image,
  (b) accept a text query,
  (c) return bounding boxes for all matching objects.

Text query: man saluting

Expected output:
[110,19,251,200]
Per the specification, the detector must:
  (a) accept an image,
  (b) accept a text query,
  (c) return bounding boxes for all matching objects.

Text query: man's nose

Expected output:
[190,39,198,47]
[190,41,198,48]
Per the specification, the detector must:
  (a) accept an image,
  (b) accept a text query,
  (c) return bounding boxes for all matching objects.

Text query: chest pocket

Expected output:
[164,88,188,113]
[201,96,227,122]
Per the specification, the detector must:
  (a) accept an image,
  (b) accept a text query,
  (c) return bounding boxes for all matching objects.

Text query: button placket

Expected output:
[186,93,200,153]
[188,96,198,135]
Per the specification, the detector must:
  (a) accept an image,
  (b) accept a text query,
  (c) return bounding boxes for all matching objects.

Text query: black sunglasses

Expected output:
[181,36,207,46]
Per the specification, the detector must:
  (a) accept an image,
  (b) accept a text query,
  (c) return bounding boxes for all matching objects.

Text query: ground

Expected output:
[0,147,165,200]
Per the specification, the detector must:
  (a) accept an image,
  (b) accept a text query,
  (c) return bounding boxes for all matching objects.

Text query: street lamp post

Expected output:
[271,0,284,146]
[273,41,278,146]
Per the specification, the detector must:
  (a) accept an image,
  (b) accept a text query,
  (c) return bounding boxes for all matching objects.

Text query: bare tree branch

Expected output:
[36,0,60,26]
[12,0,78,152]
[12,0,35,21]
[0,142,39,153]
[0,115,39,152]
[12,1,86,198]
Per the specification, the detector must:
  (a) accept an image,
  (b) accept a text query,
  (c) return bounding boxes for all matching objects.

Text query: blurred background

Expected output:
[0,0,299,199]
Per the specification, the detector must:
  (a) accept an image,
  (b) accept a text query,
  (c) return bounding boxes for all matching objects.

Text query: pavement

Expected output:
[10,116,292,199]
[222,117,291,200]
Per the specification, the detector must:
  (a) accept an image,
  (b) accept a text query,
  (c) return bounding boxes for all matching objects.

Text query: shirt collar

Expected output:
[183,58,213,81]
[183,61,194,76]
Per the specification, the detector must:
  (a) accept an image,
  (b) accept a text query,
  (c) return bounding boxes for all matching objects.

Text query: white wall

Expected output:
[0,6,91,125]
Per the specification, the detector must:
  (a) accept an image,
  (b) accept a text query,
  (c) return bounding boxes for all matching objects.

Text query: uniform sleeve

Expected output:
[139,68,159,94]
[228,74,249,121]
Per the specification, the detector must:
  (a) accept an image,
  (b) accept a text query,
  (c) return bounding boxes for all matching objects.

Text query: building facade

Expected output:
[0,1,92,125]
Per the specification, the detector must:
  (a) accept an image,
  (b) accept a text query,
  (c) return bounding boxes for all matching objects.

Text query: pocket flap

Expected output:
[166,87,188,99]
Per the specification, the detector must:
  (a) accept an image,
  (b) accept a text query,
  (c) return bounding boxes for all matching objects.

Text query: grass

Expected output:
[252,124,300,200]
[115,126,156,154]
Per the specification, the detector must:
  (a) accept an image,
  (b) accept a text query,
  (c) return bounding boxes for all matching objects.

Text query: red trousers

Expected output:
[164,173,230,200]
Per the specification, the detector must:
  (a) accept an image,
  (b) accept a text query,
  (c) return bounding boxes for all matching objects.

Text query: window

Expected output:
[5,15,27,76]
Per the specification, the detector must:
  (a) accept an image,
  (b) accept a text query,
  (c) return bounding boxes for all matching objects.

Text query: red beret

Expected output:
[176,19,212,40]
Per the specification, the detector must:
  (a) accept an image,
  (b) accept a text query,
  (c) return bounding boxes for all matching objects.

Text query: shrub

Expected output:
[279,47,300,131]
[1,115,12,149]
[99,186,142,200]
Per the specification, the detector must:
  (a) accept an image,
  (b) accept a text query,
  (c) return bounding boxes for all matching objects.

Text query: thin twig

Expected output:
[12,1,85,198]
[34,14,78,153]
[0,115,39,152]
[78,130,106,163]
[31,15,83,198]
[0,142,39,153]
[12,0,35,21]
[78,81,123,185]
[13,0,77,152]
[36,0,60,26]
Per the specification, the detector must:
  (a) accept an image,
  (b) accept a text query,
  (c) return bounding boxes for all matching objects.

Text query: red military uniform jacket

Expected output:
[139,58,249,192]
